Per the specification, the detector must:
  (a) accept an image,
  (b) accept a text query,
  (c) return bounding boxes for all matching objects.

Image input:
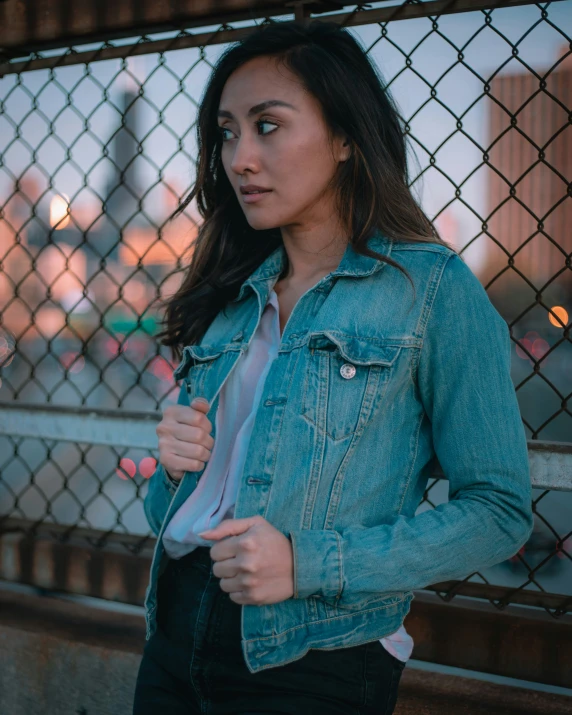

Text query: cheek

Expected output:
[280,140,336,197]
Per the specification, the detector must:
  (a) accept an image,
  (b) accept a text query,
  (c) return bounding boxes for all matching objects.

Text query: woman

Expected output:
[133,19,533,715]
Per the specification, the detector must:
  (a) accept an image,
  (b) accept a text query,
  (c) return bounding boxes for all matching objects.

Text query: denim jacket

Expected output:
[143,231,534,673]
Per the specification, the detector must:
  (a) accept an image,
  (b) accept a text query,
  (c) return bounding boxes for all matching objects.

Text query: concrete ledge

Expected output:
[1,587,572,715]
[396,669,572,714]
[0,590,143,715]
[408,591,572,689]
[0,587,145,655]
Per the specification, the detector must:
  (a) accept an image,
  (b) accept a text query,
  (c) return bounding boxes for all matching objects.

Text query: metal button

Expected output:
[340,363,356,379]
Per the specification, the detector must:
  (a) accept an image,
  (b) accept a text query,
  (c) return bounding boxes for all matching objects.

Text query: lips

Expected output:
[239,184,271,195]
[241,189,272,204]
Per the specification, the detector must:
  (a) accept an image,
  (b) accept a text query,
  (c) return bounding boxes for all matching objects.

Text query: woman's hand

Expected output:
[198,516,295,605]
[156,397,214,481]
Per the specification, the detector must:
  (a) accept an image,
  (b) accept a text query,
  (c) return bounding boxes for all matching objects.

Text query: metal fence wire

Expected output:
[0,0,570,618]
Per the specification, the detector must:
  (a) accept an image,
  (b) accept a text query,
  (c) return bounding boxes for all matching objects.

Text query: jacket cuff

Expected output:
[288,529,343,602]
[163,467,180,492]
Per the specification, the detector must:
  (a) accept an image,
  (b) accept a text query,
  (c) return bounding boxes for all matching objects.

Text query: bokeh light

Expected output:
[548,305,568,328]
[139,457,157,479]
[49,193,71,230]
[515,332,550,363]
[531,338,549,360]
[116,457,136,480]
[105,333,129,357]
[515,338,533,360]
[149,356,173,382]
[60,351,85,373]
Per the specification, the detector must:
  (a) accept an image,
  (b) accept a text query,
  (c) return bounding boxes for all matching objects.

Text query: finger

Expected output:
[207,534,241,562]
[171,423,214,450]
[190,397,211,413]
[165,454,206,474]
[212,558,239,580]
[171,405,213,432]
[198,517,258,540]
[170,440,212,463]
[228,592,249,605]
[219,576,242,594]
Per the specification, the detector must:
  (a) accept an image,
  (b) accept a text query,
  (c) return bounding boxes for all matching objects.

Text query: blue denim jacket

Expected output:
[143,232,534,673]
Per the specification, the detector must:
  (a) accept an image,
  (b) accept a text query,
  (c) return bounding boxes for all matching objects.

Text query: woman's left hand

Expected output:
[198,515,295,605]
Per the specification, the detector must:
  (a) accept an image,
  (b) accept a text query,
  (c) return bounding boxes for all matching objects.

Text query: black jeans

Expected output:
[133,545,406,715]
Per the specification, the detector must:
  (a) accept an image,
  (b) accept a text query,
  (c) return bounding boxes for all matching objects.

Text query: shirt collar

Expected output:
[231,230,393,303]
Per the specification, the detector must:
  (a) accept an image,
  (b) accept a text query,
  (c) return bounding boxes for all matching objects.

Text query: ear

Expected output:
[337,135,352,163]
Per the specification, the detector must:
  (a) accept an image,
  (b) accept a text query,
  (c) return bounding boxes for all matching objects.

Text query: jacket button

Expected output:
[340,363,356,379]
[232,331,243,342]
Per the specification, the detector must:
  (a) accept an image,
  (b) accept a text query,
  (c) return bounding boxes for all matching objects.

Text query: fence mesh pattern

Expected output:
[0,0,570,616]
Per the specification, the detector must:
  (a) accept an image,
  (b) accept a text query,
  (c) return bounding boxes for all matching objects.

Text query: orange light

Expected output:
[548,306,568,328]
[49,194,71,230]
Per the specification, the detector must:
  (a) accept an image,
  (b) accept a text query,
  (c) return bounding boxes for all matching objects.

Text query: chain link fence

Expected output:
[0,0,570,618]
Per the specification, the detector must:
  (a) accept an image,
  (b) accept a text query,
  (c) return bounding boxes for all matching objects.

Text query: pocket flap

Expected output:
[307,331,401,367]
[173,343,239,380]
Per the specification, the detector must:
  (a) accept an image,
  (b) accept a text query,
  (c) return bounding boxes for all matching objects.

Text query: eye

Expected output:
[256,119,278,136]
[217,119,279,142]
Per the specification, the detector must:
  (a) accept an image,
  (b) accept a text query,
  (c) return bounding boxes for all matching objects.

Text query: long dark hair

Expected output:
[158,19,454,359]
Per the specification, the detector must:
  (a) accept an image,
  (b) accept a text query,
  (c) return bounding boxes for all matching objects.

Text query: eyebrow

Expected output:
[217,100,297,120]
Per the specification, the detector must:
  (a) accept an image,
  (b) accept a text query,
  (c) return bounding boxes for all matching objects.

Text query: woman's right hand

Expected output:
[156,397,215,482]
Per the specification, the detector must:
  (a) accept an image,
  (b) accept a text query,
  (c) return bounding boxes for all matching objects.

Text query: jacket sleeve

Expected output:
[143,379,188,536]
[289,252,534,605]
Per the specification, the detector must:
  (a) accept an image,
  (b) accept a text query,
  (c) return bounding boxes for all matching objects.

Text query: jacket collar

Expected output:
[232,230,393,302]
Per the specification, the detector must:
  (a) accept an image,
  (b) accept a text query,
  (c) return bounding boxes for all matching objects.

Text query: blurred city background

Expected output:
[0,1,570,607]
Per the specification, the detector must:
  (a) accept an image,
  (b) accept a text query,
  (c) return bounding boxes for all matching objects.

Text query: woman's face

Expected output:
[217,55,350,233]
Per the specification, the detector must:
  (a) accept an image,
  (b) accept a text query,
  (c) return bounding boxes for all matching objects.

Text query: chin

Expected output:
[245,215,283,231]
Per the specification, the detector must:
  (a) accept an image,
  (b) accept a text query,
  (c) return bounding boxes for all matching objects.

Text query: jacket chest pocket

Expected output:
[300,332,401,441]
[173,343,242,405]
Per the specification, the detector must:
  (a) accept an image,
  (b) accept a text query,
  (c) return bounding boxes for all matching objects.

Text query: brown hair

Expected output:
[157,19,454,359]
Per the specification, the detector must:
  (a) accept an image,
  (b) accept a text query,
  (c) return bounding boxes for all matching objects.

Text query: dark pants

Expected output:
[133,545,406,715]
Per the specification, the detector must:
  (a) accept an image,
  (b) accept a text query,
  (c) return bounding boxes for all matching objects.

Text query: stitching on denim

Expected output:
[243,595,413,643]
[396,411,424,515]
[302,354,395,443]
[300,353,328,528]
[334,530,343,603]
[411,252,453,384]
[189,567,214,708]
[383,657,405,715]
[392,244,455,255]
[263,347,302,523]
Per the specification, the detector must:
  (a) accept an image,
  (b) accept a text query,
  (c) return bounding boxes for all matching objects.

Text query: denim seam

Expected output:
[247,631,409,674]
[411,252,452,384]
[334,530,343,603]
[382,657,405,715]
[360,641,370,712]
[243,595,412,643]
[189,567,214,710]
[396,411,424,515]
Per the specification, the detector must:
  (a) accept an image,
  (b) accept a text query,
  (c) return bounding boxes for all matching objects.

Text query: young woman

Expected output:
[133,20,533,715]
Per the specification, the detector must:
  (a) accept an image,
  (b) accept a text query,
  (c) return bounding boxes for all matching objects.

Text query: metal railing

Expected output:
[0,0,570,626]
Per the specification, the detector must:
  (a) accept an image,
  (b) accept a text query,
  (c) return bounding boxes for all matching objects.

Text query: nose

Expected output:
[229,133,260,176]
